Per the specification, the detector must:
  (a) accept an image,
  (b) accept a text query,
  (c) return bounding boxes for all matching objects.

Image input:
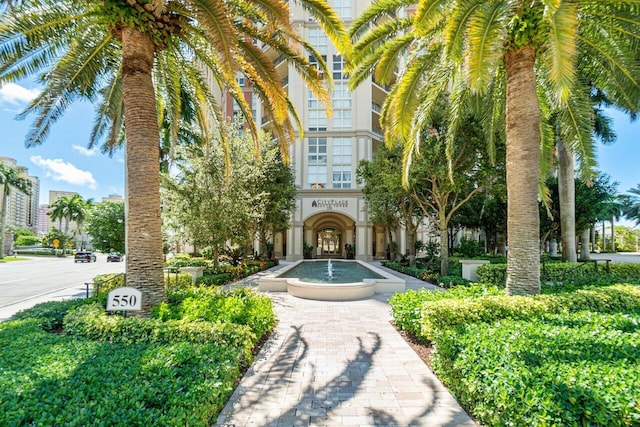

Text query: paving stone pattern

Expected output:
[216,263,476,427]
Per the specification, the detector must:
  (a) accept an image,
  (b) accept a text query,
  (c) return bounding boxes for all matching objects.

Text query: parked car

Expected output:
[74,251,96,263]
[107,253,123,262]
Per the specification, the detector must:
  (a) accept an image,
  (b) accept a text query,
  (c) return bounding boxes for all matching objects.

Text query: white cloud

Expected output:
[30,156,97,190]
[72,145,99,157]
[0,82,40,106]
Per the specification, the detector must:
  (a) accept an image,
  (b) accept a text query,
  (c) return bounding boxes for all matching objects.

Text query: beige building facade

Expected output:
[262,2,401,261]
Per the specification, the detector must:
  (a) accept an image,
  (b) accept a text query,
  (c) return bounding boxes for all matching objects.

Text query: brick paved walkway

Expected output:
[215,263,476,427]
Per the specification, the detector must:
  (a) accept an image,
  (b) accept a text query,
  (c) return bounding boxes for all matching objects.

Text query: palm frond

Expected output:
[540,0,578,104]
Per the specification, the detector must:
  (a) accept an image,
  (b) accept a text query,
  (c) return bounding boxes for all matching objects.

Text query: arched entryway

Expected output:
[303,212,355,259]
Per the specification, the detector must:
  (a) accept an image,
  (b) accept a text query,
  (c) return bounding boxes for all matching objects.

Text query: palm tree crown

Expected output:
[1,0,348,314]
[349,0,640,295]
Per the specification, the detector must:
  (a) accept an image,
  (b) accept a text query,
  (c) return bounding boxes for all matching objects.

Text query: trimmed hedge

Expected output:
[63,303,255,361]
[0,319,242,426]
[389,284,502,337]
[433,311,640,426]
[10,299,94,332]
[196,273,235,287]
[420,284,640,342]
[476,262,640,287]
[156,287,276,340]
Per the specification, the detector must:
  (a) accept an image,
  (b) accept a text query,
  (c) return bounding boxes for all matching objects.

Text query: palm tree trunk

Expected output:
[439,221,449,275]
[504,46,540,295]
[611,217,616,252]
[122,27,166,316]
[579,228,591,260]
[557,139,577,262]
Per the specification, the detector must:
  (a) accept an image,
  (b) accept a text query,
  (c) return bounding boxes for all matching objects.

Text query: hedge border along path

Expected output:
[419,284,640,342]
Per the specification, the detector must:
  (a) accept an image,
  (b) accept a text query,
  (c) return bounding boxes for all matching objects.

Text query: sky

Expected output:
[1,80,638,226]
[1,81,125,205]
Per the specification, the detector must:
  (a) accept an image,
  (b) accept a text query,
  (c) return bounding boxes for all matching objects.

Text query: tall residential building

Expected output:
[0,156,40,234]
[211,2,423,260]
[262,2,398,261]
[38,204,50,236]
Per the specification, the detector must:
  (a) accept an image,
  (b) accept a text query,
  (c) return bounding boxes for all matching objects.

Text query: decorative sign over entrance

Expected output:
[311,199,349,209]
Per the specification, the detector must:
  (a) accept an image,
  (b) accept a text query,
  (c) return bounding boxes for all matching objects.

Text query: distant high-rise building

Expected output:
[38,204,49,236]
[48,190,78,232]
[0,156,40,234]
[102,194,124,203]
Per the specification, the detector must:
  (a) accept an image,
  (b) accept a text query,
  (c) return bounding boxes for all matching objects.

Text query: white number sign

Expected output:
[107,287,142,311]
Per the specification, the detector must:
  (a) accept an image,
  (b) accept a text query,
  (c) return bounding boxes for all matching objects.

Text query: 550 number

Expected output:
[107,287,142,311]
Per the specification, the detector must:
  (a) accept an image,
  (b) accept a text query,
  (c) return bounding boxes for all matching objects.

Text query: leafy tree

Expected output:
[13,228,40,247]
[41,228,68,252]
[85,201,125,253]
[356,144,423,265]
[1,0,347,315]
[162,125,293,265]
[408,101,499,274]
[349,0,640,295]
[0,162,32,258]
[249,142,296,259]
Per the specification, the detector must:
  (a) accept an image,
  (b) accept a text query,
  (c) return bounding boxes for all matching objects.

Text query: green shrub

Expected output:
[0,319,243,426]
[477,262,640,288]
[156,287,276,339]
[432,312,640,426]
[420,284,640,342]
[195,273,235,287]
[389,284,502,337]
[10,299,93,332]
[63,303,256,361]
[475,263,507,286]
[437,275,472,289]
[163,272,194,289]
[93,273,193,296]
[93,273,125,295]
[455,237,485,257]
[164,254,210,271]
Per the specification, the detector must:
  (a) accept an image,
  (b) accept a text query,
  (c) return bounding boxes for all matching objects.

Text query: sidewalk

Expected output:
[216,263,476,427]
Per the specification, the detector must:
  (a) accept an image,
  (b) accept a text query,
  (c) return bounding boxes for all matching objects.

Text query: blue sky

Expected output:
[1,80,638,225]
[1,81,125,205]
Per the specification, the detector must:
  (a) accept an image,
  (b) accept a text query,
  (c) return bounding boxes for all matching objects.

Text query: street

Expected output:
[0,254,125,321]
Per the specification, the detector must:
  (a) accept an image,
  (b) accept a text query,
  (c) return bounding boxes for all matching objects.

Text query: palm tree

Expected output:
[349,0,640,295]
[1,0,347,315]
[0,163,32,258]
[624,185,640,226]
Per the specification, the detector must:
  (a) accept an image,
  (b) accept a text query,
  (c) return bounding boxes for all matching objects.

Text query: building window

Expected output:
[308,28,328,55]
[331,0,351,19]
[308,91,327,131]
[332,81,351,129]
[333,55,346,80]
[332,137,352,164]
[308,137,327,188]
[332,137,352,188]
[332,165,351,189]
